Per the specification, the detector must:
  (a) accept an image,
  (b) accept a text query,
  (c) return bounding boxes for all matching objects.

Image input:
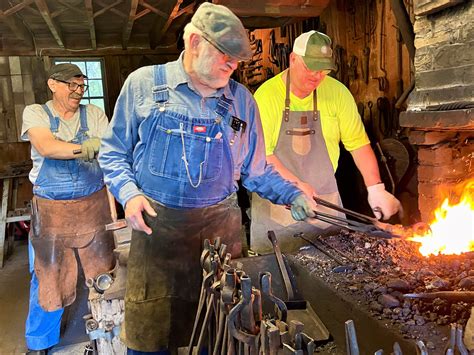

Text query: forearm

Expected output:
[34,138,82,160]
[266,154,305,185]
[350,144,382,187]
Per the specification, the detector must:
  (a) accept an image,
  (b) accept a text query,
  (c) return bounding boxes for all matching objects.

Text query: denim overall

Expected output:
[124,66,242,353]
[26,104,105,350]
[135,65,238,208]
[251,71,344,253]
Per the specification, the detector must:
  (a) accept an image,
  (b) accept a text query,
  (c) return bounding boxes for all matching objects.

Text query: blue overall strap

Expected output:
[78,105,89,134]
[152,65,168,105]
[215,79,238,123]
[42,104,60,133]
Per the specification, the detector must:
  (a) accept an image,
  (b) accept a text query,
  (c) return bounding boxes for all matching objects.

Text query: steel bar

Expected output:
[345,320,360,355]
[404,292,474,302]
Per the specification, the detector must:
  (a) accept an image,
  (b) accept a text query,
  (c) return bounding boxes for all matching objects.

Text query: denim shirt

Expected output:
[99,54,301,208]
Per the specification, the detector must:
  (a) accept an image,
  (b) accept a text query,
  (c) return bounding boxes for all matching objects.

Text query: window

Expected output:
[52,59,107,114]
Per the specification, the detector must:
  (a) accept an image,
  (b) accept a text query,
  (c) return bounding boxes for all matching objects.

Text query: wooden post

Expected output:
[0,178,11,267]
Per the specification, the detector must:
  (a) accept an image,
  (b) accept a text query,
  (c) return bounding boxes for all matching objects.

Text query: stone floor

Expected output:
[0,240,89,354]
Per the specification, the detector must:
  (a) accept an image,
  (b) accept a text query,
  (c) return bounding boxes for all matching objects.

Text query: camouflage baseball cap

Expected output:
[48,63,87,81]
[191,2,252,61]
[293,31,335,71]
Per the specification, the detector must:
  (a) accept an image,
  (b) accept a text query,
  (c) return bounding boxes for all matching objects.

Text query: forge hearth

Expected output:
[399,1,473,223]
[285,230,474,354]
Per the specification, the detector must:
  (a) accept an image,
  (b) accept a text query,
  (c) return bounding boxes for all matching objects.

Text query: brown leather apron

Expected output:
[251,71,344,254]
[30,188,116,311]
[122,193,242,353]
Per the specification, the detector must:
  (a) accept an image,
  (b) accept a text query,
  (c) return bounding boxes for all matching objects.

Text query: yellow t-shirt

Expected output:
[254,71,370,171]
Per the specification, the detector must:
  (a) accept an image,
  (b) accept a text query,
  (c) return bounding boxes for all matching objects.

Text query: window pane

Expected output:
[86,62,102,79]
[90,99,105,111]
[81,98,90,105]
[88,79,103,96]
[73,62,86,75]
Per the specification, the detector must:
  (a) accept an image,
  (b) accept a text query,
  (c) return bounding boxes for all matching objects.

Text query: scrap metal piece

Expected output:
[415,340,428,355]
[345,320,360,355]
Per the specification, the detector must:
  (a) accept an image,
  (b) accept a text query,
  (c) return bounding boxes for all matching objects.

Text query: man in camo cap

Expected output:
[99,3,317,354]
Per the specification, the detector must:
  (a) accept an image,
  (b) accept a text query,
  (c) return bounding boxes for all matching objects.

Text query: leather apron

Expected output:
[122,193,241,353]
[31,188,116,311]
[251,71,344,254]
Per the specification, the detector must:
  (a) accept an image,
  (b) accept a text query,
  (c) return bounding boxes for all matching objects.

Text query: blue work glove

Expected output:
[290,194,317,221]
[367,183,403,220]
[79,137,101,162]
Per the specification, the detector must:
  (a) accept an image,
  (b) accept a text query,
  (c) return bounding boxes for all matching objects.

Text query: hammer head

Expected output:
[105,219,127,231]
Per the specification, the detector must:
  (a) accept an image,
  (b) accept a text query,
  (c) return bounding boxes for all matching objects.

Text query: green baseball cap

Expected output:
[191,2,252,61]
[293,30,335,71]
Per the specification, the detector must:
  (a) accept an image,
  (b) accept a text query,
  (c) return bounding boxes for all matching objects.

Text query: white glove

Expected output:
[367,183,402,220]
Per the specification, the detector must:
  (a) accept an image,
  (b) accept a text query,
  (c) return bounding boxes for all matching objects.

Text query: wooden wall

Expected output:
[0,53,179,208]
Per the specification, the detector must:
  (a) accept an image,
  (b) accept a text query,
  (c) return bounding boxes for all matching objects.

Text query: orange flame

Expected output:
[409,181,474,256]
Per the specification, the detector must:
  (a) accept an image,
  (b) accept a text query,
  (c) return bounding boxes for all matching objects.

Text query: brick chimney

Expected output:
[399,0,473,222]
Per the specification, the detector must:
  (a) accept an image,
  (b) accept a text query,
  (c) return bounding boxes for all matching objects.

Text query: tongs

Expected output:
[310,197,430,240]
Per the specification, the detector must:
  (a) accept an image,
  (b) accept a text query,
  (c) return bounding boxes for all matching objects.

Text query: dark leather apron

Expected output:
[30,188,116,311]
[251,70,344,253]
[122,193,241,353]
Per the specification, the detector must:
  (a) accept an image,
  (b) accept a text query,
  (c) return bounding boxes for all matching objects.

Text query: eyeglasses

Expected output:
[201,35,240,64]
[55,79,89,92]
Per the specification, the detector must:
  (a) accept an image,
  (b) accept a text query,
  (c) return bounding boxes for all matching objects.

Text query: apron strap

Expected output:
[284,70,319,122]
[42,104,60,133]
[152,65,168,111]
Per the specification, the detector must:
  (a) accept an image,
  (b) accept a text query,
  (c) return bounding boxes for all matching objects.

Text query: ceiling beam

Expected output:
[94,0,126,19]
[0,8,34,48]
[3,0,34,16]
[139,0,168,19]
[84,0,97,50]
[122,0,139,49]
[174,3,194,19]
[34,0,64,48]
[156,0,184,42]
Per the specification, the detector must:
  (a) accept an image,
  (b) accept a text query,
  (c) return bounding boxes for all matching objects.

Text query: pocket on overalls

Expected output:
[149,119,224,183]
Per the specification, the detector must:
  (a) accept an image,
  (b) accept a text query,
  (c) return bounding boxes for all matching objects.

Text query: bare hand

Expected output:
[124,195,157,235]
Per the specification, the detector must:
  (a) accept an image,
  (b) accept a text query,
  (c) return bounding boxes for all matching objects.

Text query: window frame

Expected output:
[51,58,109,117]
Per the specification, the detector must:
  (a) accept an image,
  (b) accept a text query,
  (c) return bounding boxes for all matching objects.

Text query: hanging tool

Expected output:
[374,0,388,91]
[267,231,331,342]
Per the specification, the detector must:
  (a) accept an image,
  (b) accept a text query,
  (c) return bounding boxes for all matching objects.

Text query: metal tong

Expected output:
[310,197,430,240]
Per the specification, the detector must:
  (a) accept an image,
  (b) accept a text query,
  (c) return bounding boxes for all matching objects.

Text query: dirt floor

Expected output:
[0,240,89,354]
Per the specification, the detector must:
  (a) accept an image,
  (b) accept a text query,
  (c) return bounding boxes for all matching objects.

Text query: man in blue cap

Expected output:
[99,3,316,354]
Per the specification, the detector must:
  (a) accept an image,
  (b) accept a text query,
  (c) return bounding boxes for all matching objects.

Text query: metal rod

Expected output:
[404,292,474,302]
[345,320,360,355]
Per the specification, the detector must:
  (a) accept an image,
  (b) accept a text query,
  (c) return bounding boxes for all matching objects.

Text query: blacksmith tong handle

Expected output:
[311,197,399,239]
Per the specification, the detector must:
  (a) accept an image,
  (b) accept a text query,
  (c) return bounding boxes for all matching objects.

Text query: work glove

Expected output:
[290,194,317,221]
[367,183,402,220]
[79,137,101,162]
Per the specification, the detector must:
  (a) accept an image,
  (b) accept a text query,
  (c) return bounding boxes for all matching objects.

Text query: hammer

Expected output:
[105,219,127,231]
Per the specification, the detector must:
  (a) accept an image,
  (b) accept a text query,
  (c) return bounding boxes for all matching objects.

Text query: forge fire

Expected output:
[409,181,474,256]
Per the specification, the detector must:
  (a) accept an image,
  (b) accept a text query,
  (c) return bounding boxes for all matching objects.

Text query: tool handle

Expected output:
[267,231,294,301]
[313,196,378,224]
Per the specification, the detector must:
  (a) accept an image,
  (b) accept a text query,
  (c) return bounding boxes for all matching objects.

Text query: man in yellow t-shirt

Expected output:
[250,30,401,253]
